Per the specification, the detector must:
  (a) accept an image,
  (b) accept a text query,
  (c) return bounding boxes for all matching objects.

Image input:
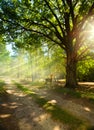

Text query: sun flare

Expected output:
[86,22,94,40]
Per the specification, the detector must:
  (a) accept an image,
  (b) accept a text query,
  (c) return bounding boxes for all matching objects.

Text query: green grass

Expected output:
[54,87,94,102]
[14,82,91,130]
[19,80,45,89]
[36,97,85,130]
[14,82,36,96]
[30,81,44,86]
[0,80,6,94]
[81,92,94,102]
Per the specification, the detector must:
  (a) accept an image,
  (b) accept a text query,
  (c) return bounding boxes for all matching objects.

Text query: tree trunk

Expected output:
[65,51,78,89]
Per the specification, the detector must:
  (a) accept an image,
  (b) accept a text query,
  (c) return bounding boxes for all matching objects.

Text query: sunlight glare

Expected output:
[33,113,48,122]
[89,27,94,40]
[54,126,60,130]
[86,22,94,40]
[1,103,8,107]
[47,100,57,104]
[0,114,11,118]
[84,107,91,112]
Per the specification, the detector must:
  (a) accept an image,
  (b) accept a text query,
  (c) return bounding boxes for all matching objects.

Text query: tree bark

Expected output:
[65,50,78,89]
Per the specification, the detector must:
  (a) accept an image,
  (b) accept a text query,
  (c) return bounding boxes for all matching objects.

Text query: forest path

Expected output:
[0,79,68,130]
[34,87,94,126]
[0,78,94,130]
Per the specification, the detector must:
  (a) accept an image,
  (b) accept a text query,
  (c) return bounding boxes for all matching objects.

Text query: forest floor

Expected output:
[0,78,94,130]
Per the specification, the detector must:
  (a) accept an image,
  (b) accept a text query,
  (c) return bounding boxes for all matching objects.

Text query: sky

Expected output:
[6,43,14,55]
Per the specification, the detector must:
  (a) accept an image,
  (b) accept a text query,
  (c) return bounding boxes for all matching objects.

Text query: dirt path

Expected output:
[0,79,68,130]
[0,79,94,130]
[35,88,94,126]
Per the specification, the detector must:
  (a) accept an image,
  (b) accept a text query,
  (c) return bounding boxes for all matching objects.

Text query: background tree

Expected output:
[0,35,11,76]
[44,45,66,79]
[0,0,94,88]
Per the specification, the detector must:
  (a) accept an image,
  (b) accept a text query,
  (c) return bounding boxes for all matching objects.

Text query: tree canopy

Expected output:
[0,0,94,88]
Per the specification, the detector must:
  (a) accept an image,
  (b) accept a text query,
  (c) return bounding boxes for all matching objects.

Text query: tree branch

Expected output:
[77,48,89,61]
[77,43,94,61]
[21,17,66,45]
[64,12,70,35]
[56,0,62,15]
[1,14,66,49]
[88,2,94,15]
[22,18,55,32]
[44,0,64,35]
[78,2,94,30]
[66,0,75,25]
[42,16,65,41]
[62,0,66,6]
[19,23,63,46]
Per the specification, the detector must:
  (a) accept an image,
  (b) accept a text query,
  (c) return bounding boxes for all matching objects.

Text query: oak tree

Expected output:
[0,0,94,88]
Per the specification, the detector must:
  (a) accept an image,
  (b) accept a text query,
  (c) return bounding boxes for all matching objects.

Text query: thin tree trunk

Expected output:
[65,51,78,88]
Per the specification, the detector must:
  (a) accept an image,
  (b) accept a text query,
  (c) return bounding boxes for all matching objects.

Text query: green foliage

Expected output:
[14,82,36,95]
[77,57,94,81]
[54,87,94,103]
[54,87,81,98]
[0,44,10,63]
[0,80,6,94]
[0,44,65,80]
[1,0,94,87]
[1,0,94,51]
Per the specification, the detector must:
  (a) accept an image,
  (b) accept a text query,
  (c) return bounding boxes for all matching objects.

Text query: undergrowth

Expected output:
[53,87,94,103]
[0,80,6,94]
[20,79,44,88]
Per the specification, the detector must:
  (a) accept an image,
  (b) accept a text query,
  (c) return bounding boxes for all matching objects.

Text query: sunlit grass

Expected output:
[36,97,85,130]
[30,81,45,88]
[14,82,92,130]
[19,79,45,88]
[14,82,36,96]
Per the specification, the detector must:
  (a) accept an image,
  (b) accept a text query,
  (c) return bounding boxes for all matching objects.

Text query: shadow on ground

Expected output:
[0,89,65,130]
[0,93,20,130]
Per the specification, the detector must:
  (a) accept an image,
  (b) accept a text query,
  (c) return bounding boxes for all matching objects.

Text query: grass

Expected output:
[53,87,94,102]
[16,81,94,102]
[36,97,84,129]
[30,81,44,87]
[14,82,36,96]
[0,80,8,128]
[19,79,45,89]
[0,80,6,94]
[14,82,92,130]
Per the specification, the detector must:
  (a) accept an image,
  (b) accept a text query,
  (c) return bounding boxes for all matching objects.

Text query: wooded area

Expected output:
[0,0,94,130]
